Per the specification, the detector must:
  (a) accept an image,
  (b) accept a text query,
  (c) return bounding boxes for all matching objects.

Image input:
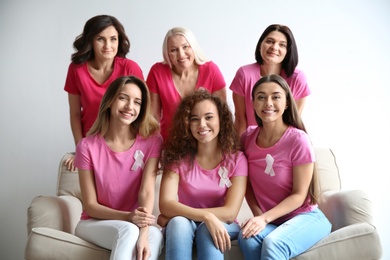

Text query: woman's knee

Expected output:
[167,216,193,231]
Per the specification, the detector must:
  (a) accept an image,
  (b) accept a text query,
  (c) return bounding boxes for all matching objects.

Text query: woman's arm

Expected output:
[138,157,159,213]
[68,94,83,146]
[160,171,246,223]
[65,94,83,171]
[295,97,307,116]
[78,168,155,226]
[244,178,263,217]
[253,162,314,225]
[232,93,247,137]
[150,93,161,122]
[136,157,160,260]
[241,163,313,238]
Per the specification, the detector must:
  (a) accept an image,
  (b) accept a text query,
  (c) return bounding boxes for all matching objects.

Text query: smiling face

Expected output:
[110,83,142,126]
[260,30,288,65]
[189,99,220,144]
[252,82,288,124]
[92,25,119,61]
[167,34,195,69]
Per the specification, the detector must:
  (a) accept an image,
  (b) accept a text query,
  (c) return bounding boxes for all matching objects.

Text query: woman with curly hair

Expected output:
[158,89,247,260]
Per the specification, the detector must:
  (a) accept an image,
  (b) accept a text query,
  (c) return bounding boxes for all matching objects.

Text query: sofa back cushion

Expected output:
[56,148,341,219]
[314,148,341,192]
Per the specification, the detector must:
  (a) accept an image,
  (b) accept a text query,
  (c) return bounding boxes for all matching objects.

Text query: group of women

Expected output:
[64,14,331,260]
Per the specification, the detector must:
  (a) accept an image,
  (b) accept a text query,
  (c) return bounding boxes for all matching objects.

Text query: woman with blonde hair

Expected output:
[147,26,227,141]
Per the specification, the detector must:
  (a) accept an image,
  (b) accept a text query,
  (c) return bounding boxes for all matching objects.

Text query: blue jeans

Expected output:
[238,207,331,260]
[164,216,240,260]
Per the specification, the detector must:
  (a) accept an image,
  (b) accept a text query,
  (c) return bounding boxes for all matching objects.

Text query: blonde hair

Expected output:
[162,26,208,67]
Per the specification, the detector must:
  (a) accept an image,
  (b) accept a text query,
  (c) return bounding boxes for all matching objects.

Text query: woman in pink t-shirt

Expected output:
[64,15,144,171]
[238,75,330,260]
[146,26,227,141]
[230,24,311,137]
[74,76,163,260]
[158,89,247,260]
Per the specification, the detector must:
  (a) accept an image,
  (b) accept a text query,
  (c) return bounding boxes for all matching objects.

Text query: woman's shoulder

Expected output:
[229,150,247,162]
[284,127,311,146]
[150,61,169,70]
[77,134,103,150]
[136,132,163,144]
[286,68,307,81]
[243,125,259,137]
[68,62,85,70]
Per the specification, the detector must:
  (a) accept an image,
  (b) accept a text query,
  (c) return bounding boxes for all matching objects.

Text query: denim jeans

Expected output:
[238,207,331,260]
[75,219,163,260]
[164,216,240,260]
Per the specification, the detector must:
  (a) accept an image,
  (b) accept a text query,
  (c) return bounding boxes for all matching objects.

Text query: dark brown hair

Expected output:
[71,15,130,64]
[255,24,299,77]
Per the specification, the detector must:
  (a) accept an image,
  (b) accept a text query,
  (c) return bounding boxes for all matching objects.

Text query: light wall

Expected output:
[0,0,389,259]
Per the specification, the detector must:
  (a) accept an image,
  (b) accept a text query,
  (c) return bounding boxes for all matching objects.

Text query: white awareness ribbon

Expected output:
[218,166,232,188]
[265,154,275,176]
[131,150,145,170]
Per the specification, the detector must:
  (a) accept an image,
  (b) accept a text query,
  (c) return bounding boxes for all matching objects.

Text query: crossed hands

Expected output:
[240,215,267,238]
[128,207,155,260]
[128,207,156,228]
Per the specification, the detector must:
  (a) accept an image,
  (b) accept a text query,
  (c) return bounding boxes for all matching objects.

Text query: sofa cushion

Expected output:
[25,227,110,260]
[292,223,382,260]
[27,195,82,235]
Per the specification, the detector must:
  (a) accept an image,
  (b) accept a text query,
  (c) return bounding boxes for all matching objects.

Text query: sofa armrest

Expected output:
[319,190,374,232]
[27,195,82,236]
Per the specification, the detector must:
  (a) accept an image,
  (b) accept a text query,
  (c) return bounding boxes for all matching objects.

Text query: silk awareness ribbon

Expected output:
[265,154,275,176]
[131,150,145,170]
[218,167,232,188]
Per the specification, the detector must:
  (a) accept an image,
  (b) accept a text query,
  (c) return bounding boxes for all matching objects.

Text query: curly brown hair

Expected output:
[160,89,239,171]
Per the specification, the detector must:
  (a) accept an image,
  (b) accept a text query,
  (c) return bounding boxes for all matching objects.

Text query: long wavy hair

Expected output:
[160,89,239,171]
[255,24,299,77]
[71,15,130,64]
[88,76,159,138]
[252,74,321,204]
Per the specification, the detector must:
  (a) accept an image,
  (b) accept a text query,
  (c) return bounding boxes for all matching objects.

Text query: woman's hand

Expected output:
[137,231,151,260]
[157,214,171,227]
[204,213,231,253]
[240,216,266,238]
[64,154,77,171]
[128,207,155,228]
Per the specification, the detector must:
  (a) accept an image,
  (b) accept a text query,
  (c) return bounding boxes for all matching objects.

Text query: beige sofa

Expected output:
[25,148,383,260]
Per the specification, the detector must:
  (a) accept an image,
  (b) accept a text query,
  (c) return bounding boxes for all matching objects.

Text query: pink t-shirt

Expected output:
[64,57,144,137]
[74,133,162,220]
[229,63,311,126]
[168,151,247,209]
[146,61,226,141]
[241,126,316,225]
